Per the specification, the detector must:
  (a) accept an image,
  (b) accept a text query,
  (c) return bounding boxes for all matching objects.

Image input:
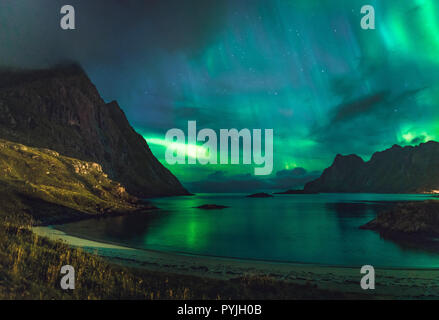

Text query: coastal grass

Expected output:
[0,220,367,300]
[0,139,145,226]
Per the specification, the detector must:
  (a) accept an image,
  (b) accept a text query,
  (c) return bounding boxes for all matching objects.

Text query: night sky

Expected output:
[1,0,439,192]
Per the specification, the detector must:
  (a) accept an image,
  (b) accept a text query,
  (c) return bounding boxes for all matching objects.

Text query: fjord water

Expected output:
[57,193,439,268]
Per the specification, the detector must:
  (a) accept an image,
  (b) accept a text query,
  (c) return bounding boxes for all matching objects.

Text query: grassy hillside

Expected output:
[0,139,151,226]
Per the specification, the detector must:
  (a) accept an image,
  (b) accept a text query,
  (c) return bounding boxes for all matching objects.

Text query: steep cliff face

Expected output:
[305,154,365,193]
[0,64,189,197]
[305,142,439,193]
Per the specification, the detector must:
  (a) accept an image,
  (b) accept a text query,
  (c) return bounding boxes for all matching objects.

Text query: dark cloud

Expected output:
[185,168,320,193]
[207,171,226,180]
[0,0,228,68]
[276,167,307,177]
[0,0,229,135]
[308,85,429,159]
[400,134,432,146]
[408,136,424,145]
[332,91,390,123]
[330,77,359,100]
[271,169,321,190]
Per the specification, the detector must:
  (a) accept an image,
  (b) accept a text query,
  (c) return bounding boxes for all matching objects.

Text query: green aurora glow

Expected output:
[2,0,439,191]
[133,0,439,188]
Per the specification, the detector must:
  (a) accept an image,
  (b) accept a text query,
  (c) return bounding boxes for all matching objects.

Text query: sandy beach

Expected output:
[33,226,439,299]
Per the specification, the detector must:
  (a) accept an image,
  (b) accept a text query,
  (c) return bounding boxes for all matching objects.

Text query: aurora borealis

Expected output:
[1,0,439,191]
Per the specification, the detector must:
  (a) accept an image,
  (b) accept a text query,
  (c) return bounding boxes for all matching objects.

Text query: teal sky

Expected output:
[134,0,439,191]
[1,0,439,191]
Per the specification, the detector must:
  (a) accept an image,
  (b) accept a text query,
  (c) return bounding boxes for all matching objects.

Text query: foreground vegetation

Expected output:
[0,221,366,300]
[0,139,152,226]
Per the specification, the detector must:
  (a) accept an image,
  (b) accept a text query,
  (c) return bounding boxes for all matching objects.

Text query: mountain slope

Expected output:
[0,139,153,225]
[305,141,439,193]
[0,64,188,197]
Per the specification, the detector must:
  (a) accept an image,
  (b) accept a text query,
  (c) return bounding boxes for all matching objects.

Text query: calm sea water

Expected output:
[56,193,439,268]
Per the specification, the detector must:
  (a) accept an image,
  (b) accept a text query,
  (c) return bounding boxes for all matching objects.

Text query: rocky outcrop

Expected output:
[246,192,273,198]
[0,64,189,197]
[305,142,439,193]
[360,201,439,236]
[0,139,155,225]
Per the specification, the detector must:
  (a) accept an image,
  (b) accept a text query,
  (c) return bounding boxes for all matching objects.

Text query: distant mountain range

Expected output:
[304,141,439,193]
[0,64,188,198]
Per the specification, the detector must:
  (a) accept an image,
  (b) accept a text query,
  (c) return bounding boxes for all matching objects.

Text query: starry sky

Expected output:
[1,0,439,192]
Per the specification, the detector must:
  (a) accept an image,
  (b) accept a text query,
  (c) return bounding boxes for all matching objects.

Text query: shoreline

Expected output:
[33,226,439,299]
[36,224,439,271]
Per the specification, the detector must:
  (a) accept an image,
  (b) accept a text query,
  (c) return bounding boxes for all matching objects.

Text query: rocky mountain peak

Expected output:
[305,141,439,193]
[0,64,189,197]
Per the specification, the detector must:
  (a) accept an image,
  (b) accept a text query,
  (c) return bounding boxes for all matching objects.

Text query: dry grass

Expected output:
[0,221,364,300]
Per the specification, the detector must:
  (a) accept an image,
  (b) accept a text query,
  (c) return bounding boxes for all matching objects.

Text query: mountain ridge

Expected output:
[304,141,439,193]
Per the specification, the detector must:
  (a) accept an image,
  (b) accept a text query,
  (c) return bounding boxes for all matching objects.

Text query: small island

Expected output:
[274,189,318,195]
[246,192,273,198]
[195,204,229,210]
[360,201,439,237]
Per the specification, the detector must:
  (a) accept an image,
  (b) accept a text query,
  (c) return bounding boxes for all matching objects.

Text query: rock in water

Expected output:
[246,192,273,198]
[274,189,318,194]
[0,64,189,197]
[360,201,439,236]
[304,142,439,193]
